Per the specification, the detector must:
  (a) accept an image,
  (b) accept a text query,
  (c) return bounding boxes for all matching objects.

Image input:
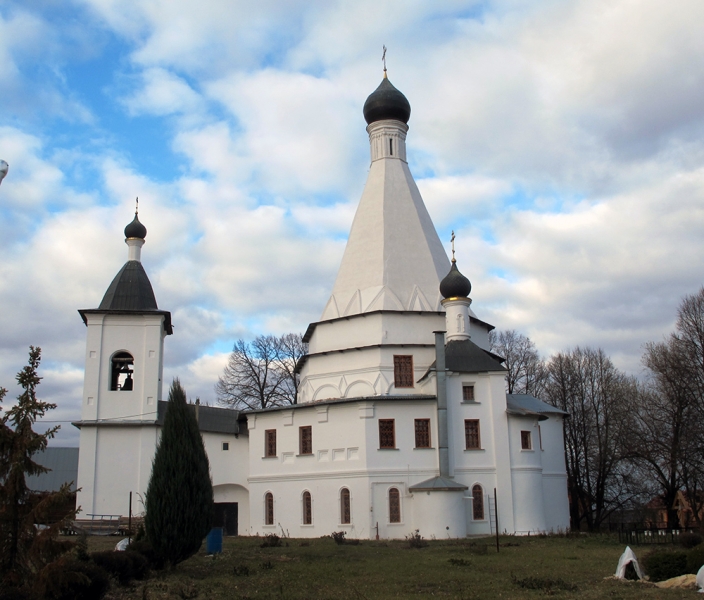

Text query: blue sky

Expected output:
[2,0,704,445]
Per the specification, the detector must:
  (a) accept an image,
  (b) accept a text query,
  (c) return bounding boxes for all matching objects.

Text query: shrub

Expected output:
[642,550,688,582]
[90,551,148,585]
[687,544,704,574]
[129,540,165,571]
[0,588,35,600]
[34,557,109,600]
[405,530,428,549]
[330,531,346,545]
[680,532,703,549]
[260,533,281,548]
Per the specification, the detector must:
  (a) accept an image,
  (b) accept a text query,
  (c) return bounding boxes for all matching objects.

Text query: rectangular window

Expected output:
[379,419,396,449]
[462,385,475,401]
[265,429,277,457]
[222,442,229,451]
[521,430,532,450]
[299,426,312,455]
[393,355,414,388]
[465,420,481,450]
[538,425,543,450]
[414,419,431,448]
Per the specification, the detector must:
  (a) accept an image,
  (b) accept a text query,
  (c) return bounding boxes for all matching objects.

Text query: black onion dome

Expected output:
[440,261,472,299]
[124,213,147,239]
[363,77,411,125]
[99,261,158,311]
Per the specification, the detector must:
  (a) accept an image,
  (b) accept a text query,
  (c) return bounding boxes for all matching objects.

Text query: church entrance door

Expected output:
[213,502,238,536]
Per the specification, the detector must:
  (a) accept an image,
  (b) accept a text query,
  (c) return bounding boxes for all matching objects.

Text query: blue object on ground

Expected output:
[206,527,223,554]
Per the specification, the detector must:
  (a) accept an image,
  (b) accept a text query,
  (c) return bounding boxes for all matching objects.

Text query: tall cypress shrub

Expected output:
[145,380,213,567]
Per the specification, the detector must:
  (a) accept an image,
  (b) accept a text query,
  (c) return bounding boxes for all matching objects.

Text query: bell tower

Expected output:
[75,205,172,516]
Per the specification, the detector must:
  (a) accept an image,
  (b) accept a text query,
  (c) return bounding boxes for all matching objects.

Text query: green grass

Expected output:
[80,534,698,599]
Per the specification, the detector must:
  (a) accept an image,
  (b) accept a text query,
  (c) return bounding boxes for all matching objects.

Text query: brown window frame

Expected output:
[462,384,475,402]
[389,487,401,523]
[379,419,396,449]
[265,429,277,458]
[393,355,414,388]
[340,488,351,524]
[302,491,312,525]
[521,430,532,450]
[414,419,431,448]
[265,492,274,525]
[299,425,312,455]
[472,485,484,520]
[464,419,481,450]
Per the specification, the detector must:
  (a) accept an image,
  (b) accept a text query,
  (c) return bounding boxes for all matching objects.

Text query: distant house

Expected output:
[643,492,704,529]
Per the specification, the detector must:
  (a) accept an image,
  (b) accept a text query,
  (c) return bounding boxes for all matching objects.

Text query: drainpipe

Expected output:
[434,330,449,478]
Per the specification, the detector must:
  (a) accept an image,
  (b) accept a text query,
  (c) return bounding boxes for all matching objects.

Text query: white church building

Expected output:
[74,71,570,539]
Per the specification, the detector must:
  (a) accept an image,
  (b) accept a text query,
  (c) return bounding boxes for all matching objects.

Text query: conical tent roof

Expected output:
[321,157,450,319]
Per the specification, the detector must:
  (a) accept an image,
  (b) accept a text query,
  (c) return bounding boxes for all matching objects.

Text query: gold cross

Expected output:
[382,45,387,75]
[451,231,456,262]
[135,197,139,215]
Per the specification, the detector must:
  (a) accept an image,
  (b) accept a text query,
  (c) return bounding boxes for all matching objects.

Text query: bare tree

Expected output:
[543,347,636,531]
[274,333,307,404]
[489,329,546,396]
[215,333,306,410]
[630,288,704,527]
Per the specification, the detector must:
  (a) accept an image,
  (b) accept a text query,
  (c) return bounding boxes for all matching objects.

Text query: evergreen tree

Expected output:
[145,379,213,567]
[0,347,75,587]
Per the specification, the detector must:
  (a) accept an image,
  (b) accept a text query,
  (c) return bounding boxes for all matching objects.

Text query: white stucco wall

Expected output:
[76,425,159,516]
[507,415,547,534]
[539,415,570,532]
[247,399,450,539]
[81,313,166,423]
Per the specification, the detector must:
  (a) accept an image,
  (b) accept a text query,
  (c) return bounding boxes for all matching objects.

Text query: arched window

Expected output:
[110,352,134,391]
[340,488,351,524]
[265,492,274,525]
[389,487,401,523]
[472,484,484,521]
[302,491,312,525]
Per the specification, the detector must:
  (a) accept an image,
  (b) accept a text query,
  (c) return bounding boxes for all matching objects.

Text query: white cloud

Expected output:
[122,68,204,116]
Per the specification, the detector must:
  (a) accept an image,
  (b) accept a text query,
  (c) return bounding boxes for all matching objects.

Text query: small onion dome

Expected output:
[363,77,411,125]
[440,261,471,299]
[124,213,147,239]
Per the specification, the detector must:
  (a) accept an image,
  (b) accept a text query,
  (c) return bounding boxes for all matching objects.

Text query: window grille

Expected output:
[379,419,396,449]
[302,491,312,525]
[393,355,414,388]
[521,430,532,450]
[472,485,484,520]
[265,429,277,457]
[299,426,312,455]
[389,488,401,523]
[340,488,351,524]
[265,492,274,525]
[414,419,431,448]
[465,419,481,450]
[462,385,475,401]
